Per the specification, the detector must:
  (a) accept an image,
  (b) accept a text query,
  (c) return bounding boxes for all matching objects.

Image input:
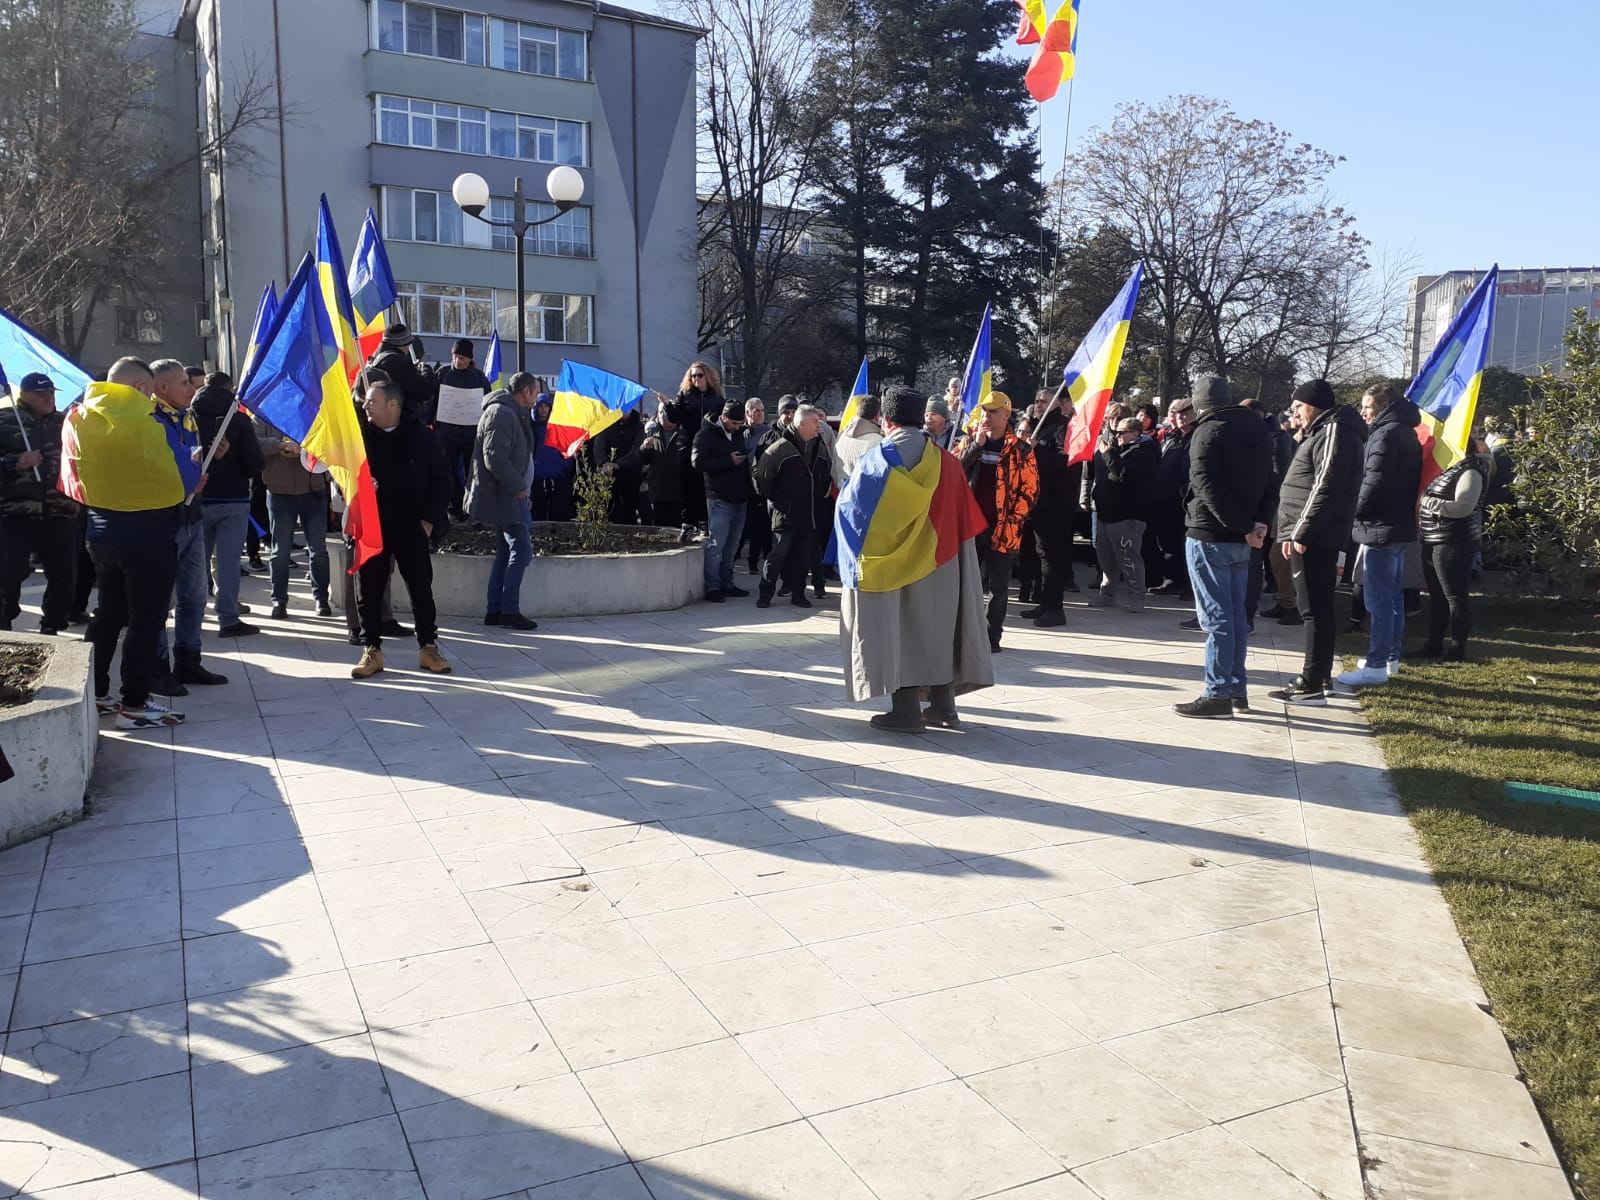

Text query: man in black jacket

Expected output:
[364,324,435,425]
[1089,417,1160,611]
[692,399,752,602]
[592,407,646,525]
[0,372,78,633]
[1173,376,1278,719]
[1270,379,1367,704]
[1148,397,1195,600]
[194,372,264,639]
[753,404,831,609]
[1020,390,1082,628]
[432,338,492,522]
[351,380,452,679]
[1337,383,1422,690]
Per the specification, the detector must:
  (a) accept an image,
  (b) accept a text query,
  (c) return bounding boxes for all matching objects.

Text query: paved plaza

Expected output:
[0,570,1572,1199]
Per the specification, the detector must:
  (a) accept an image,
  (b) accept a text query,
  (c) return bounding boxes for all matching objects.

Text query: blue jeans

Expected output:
[203,503,250,625]
[1362,543,1407,668]
[487,505,534,616]
[1187,538,1253,699]
[159,518,207,659]
[268,490,329,606]
[704,498,746,592]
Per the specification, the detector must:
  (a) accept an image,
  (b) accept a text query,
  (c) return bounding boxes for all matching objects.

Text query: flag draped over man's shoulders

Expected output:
[546,361,648,458]
[1063,261,1143,465]
[60,381,200,511]
[1408,265,1497,490]
[347,207,397,366]
[831,438,987,593]
[241,253,382,568]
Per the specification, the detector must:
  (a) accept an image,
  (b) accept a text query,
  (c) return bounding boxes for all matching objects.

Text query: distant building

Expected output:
[1406,268,1600,378]
[178,0,701,387]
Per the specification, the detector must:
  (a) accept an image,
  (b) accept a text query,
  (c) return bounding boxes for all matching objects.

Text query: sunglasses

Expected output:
[690,372,706,378]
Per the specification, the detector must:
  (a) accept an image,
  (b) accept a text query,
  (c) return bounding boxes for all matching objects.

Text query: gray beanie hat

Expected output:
[1190,375,1232,417]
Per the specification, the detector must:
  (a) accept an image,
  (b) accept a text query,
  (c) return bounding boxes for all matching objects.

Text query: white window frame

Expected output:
[374,94,586,167]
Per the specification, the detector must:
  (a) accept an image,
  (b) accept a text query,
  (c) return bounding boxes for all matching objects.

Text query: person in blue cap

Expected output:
[0,371,79,634]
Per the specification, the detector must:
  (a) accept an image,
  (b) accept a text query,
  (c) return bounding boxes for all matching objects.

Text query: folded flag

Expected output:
[240,252,382,569]
[239,283,278,380]
[838,356,870,429]
[1408,265,1497,490]
[547,361,648,459]
[955,304,993,433]
[1014,0,1079,102]
[60,380,200,511]
[347,207,398,366]
[0,304,92,405]
[829,438,987,593]
[485,330,506,391]
[1063,262,1143,465]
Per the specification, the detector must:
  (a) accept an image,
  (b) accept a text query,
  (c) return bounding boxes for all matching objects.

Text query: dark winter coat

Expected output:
[1352,398,1423,546]
[193,383,265,503]
[0,403,78,519]
[366,346,436,424]
[1153,428,1193,504]
[667,388,723,438]
[691,419,753,503]
[591,410,645,477]
[465,391,533,529]
[1277,405,1367,548]
[1028,406,1083,529]
[755,427,831,533]
[432,365,493,429]
[1092,436,1160,524]
[1185,404,1278,543]
[530,417,567,482]
[641,424,690,506]
[362,414,450,538]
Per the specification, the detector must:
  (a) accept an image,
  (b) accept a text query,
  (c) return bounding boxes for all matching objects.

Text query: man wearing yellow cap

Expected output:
[956,391,1038,652]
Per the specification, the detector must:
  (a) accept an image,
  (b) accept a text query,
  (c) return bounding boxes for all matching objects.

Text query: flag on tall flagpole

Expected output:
[838,357,869,429]
[0,304,92,404]
[546,361,649,459]
[1062,261,1143,465]
[1014,0,1079,102]
[347,207,398,366]
[240,253,382,569]
[316,197,364,383]
[239,283,278,381]
[485,330,506,391]
[955,304,993,433]
[1407,266,1497,490]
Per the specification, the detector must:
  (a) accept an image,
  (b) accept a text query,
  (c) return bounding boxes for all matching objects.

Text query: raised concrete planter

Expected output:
[0,634,97,849]
[334,524,707,619]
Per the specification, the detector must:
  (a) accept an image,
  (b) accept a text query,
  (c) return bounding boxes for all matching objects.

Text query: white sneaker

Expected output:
[115,700,186,730]
[1334,665,1390,690]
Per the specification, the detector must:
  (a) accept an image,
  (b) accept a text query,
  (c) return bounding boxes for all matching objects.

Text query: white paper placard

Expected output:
[435,383,485,427]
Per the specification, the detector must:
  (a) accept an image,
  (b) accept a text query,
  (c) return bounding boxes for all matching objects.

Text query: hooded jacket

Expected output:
[832,415,884,486]
[365,343,435,424]
[465,390,534,528]
[0,402,78,519]
[193,383,265,503]
[1185,404,1277,543]
[1352,398,1423,546]
[691,417,753,503]
[1277,405,1367,548]
[362,413,450,538]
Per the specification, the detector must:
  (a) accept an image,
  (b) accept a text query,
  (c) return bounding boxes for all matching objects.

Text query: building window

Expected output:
[507,292,592,344]
[487,199,592,258]
[375,94,584,166]
[382,186,480,247]
[116,305,163,345]
[376,2,585,80]
[397,282,593,345]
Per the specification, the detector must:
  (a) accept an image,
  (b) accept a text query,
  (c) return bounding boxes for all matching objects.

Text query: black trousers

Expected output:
[1290,544,1341,686]
[86,534,178,707]
[343,538,394,639]
[1246,545,1265,623]
[1,514,77,630]
[812,496,836,586]
[761,525,813,599]
[73,513,95,614]
[651,500,682,528]
[245,478,271,558]
[1033,506,1077,610]
[976,531,1016,646]
[1150,502,1189,596]
[437,424,476,519]
[359,524,436,648]
[530,476,573,522]
[1423,541,1475,652]
[743,499,772,570]
[607,472,643,525]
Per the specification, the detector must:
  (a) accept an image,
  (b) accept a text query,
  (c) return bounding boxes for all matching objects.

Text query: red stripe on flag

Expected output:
[344,460,383,572]
[928,449,989,570]
[545,422,592,459]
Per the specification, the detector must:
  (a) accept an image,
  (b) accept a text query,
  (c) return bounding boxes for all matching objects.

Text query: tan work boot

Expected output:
[351,646,384,679]
[418,643,452,674]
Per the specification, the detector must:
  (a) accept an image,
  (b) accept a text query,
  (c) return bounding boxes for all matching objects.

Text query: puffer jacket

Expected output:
[958,429,1038,555]
[193,383,264,503]
[1353,398,1423,546]
[1276,405,1367,548]
[1419,454,1492,545]
[691,418,753,503]
[0,402,78,518]
[755,427,831,532]
[1185,404,1277,543]
[1092,435,1159,524]
[465,390,534,528]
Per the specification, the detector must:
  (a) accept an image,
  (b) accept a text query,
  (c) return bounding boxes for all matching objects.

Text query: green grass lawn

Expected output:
[1349,596,1600,1193]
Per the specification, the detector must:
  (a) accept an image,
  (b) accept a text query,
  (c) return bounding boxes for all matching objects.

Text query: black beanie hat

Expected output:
[1291,379,1337,410]
[452,338,474,359]
[882,384,927,428]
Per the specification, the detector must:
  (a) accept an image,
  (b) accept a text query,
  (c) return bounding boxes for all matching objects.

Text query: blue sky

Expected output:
[1023,0,1595,274]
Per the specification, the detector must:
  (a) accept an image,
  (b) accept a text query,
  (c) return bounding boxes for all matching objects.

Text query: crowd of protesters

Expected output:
[6,324,1507,735]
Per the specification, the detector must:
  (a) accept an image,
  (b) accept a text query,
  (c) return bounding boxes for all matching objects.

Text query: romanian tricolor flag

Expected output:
[1015,0,1079,102]
[955,304,993,434]
[240,253,382,569]
[348,207,397,366]
[485,330,506,391]
[239,283,278,379]
[546,360,648,459]
[1063,261,1143,465]
[830,438,988,593]
[1407,265,1497,490]
[317,197,364,383]
[60,382,201,511]
[838,357,869,429]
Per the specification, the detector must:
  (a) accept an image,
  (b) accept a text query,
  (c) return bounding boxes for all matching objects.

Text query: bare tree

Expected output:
[0,0,274,358]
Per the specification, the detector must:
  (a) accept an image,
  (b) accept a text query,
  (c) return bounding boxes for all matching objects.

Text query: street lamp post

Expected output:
[451,165,585,375]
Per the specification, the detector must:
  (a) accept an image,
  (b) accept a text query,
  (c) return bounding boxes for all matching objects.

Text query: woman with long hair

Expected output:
[669,362,724,526]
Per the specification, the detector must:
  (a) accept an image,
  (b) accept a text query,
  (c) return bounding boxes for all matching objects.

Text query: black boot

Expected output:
[923,683,960,730]
[870,686,926,733]
[154,654,189,697]
[175,649,229,686]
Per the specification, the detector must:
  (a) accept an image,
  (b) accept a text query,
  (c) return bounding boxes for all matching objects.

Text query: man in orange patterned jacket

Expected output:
[957,390,1039,653]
